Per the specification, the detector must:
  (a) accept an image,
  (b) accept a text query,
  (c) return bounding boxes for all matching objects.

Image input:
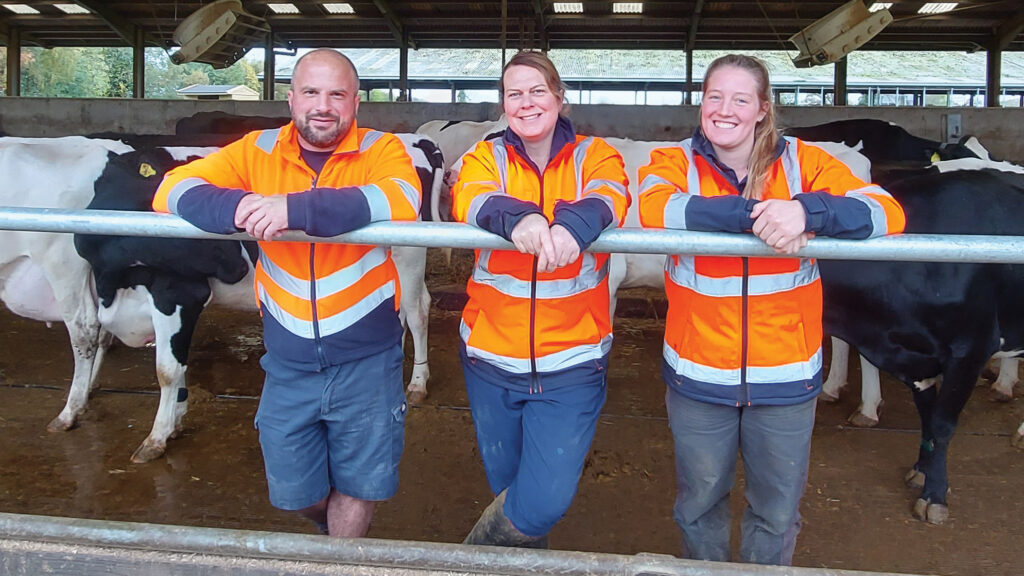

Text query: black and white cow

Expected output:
[819,163,1024,524]
[1,132,443,463]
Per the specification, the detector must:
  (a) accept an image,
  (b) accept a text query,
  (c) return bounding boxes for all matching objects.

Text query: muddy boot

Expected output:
[463,490,546,547]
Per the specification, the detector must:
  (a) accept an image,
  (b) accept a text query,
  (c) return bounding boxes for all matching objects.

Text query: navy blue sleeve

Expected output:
[287,186,372,237]
[795,192,873,239]
[475,195,545,241]
[683,195,759,233]
[176,184,251,234]
[552,197,613,251]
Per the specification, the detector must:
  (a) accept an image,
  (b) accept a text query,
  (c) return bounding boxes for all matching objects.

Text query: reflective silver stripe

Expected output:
[359,130,385,153]
[779,137,803,198]
[259,247,389,301]
[490,139,509,191]
[258,283,314,339]
[165,177,209,215]
[318,280,396,337]
[663,342,822,385]
[667,256,819,297]
[847,187,891,238]
[663,341,741,386]
[393,177,422,214]
[461,320,613,374]
[255,129,280,154]
[638,173,675,195]
[663,193,691,229]
[583,178,628,198]
[258,280,396,339]
[467,191,504,227]
[361,184,392,221]
[573,137,596,199]
[473,251,607,299]
[747,347,822,383]
[679,140,702,197]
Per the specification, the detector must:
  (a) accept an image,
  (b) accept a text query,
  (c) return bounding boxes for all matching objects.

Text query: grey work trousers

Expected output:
[666,387,816,565]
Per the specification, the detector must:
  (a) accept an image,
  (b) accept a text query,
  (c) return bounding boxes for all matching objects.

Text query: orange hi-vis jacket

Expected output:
[638,134,905,406]
[452,120,630,392]
[154,121,421,370]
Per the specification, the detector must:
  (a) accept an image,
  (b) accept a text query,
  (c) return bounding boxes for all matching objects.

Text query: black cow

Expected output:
[819,164,1024,524]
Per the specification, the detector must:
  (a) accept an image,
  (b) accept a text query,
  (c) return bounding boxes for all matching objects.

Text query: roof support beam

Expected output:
[833,57,847,106]
[132,26,145,98]
[991,6,1024,51]
[264,33,276,100]
[987,47,1001,107]
[5,26,20,96]
[74,1,139,46]
[372,0,416,50]
[684,0,705,105]
[531,0,549,51]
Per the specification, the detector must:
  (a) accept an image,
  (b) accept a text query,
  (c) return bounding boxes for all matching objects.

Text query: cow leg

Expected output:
[849,355,882,427]
[47,270,106,432]
[393,246,430,404]
[821,337,849,402]
[1013,420,1024,449]
[132,293,205,464]
[911,357,985,525]
[989,357,1018,402]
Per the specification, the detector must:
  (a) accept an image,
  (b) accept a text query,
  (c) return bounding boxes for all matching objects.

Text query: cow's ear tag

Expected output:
[930,152,941,163]
[139,163,156,178]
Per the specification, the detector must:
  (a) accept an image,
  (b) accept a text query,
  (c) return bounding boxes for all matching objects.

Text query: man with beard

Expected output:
[154,49,421,537]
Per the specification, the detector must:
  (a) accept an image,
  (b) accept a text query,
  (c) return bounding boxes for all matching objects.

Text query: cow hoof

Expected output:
[904,468,926,489]
[988,388,1014,403]
[913,499,949,524]
[819,389,840,403]
[406,388,427,406]
[131,443,166,464]
[46,416,76,433]
[848,412,879,427]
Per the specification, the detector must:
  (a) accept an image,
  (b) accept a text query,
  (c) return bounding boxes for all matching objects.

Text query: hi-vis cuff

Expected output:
[256,247,393,338]
[165,177,210,215]
[663,341,823,385]
[473,251,607,299]
[461,320,613,374]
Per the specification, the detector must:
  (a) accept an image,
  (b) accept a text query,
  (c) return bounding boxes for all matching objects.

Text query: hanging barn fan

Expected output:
[789,0,893,68]
[169,0,269,69]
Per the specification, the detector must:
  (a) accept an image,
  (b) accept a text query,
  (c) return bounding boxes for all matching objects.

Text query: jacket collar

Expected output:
[502,115,577,172]
[691,127,786,191]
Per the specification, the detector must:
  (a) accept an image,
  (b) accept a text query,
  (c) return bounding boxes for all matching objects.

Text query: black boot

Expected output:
[463,490,547,548]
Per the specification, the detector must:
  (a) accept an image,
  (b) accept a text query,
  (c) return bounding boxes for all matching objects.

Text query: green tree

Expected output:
[102,47,133,97]
[21,47,109,97]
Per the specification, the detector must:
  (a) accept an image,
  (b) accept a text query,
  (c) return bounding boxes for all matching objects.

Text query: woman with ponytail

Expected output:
[638,55,904,565]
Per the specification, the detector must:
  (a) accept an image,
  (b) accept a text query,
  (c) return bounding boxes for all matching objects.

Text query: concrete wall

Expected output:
[1,98,1022,162]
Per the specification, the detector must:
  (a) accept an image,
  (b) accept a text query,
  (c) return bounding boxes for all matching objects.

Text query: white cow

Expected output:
[0,133,440,462]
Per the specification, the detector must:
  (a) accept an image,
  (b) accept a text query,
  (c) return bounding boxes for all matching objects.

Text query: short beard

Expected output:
[296,114,352,150]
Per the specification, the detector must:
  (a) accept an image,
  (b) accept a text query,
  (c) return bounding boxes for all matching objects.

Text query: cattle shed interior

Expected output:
[2,1,1024,160]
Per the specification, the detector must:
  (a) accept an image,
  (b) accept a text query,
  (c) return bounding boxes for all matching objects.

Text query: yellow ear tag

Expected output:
[139,163,156,178]
[930,152,941,163]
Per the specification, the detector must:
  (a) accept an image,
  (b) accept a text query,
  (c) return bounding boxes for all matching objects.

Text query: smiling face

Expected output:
[699,65,770,159]
[287,51,360,151]
[502,64,563,145]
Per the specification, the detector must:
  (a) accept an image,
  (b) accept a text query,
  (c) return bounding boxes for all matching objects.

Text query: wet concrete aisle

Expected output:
[1,304,1022,575]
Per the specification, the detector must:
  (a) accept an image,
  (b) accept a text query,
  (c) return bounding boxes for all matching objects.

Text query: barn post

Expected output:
[833,57,847,106]
[5,27,20,96]
[263,33,276,101]
[986,48,1001,108]
[685,49,693,105]
[132,26,145,98]
[399,32,409,102]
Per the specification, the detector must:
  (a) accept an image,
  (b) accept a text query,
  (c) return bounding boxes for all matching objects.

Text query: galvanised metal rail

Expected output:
[2,206,1024,264]
[0,512,913,576]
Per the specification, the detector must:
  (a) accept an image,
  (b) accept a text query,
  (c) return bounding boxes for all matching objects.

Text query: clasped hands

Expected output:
[510,213,581,273]
[235,194,289,241]
[750,199,814,255]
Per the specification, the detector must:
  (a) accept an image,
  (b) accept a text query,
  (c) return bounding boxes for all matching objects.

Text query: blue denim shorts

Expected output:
[255,344,406,510]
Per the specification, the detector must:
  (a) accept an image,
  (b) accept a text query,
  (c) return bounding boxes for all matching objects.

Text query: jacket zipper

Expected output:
[310,172,327,368]
[740,256,750,407]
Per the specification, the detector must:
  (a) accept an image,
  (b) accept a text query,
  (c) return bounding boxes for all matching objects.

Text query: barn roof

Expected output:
[0,1,1021,54]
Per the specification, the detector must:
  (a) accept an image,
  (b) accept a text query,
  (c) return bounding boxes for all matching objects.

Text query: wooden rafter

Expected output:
[372,0,416,49]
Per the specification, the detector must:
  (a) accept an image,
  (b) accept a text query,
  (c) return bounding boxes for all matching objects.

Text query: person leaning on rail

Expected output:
[451,50,630,548]
[153,49,421,538]
[637,54,905,565]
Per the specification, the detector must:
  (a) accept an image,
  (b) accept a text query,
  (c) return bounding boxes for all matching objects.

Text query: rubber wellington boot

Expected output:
[463,490,547,548]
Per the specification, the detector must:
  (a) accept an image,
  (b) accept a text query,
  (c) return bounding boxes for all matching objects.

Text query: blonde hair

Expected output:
[500,51,568,105]
[703,54,777,200]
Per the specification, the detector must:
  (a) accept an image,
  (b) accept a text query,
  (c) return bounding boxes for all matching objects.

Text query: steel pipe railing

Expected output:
[0,512,914,576]
[2,207,1024,264]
